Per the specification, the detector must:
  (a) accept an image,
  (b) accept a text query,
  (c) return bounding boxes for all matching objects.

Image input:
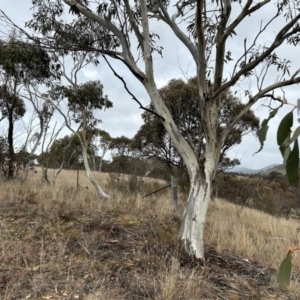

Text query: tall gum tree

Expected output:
[0,36,55,179]
[0,85,26,179]
[21,87,55,181]
[4,0,300,260]
[41,53,112,198]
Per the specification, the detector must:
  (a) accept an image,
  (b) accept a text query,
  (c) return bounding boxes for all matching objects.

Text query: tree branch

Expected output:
[157,0,198,63]
[221,75,300,145]
[196,0,206,94]
[214,0,232,90]
[213,13,300,99]
[103,55,165,121]
[123,0,144,50]
[223,0,270,40]
[62,0,144,81]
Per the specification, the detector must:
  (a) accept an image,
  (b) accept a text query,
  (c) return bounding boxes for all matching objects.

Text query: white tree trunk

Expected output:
[179,141,218,260]
[178,174,212,260]
[52,163,64,186]
[99,143,110,172]
[21,130,43,182]
[82,145,109,199]
[21,164,30,181]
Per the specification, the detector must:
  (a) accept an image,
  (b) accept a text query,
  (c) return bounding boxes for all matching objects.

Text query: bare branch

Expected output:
[223,0,270,40]
[291,68,300,79]
[123,0,143,49]
[157,0,198,63]
[221,75,300,144]
[213,0,232,90]
[103,55,164,121]
[196,0,206,94]
[213,13,300,99]
[231,16,279,82]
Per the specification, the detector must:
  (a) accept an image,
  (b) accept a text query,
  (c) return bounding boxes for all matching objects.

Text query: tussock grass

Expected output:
[206,199,300,270]
[0,170,299,299]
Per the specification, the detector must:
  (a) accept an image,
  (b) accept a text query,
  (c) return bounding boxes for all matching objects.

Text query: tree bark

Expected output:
[178,174,212,260]
[22,164,30,182]
[178,143,217,260]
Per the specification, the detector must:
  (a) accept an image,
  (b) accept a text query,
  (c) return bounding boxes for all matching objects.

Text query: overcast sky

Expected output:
[0,0,300,169]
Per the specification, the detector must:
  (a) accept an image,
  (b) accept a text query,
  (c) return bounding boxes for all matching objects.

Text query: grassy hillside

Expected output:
[0,170,300,299]
[26,167,166,190]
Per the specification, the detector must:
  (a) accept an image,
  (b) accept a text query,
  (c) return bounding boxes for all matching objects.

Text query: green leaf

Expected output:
[278,251,293,290]
[254,108,279,154]
[277,111,293,147]
[286,139,299,186]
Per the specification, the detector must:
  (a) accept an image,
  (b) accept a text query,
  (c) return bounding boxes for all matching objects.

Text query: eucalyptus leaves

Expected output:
[256,99,300,186]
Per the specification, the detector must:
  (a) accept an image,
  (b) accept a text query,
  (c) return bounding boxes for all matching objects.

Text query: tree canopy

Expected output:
[0,35,55,179]
[38,134,82,169]
[49,80,113,128]
[132,77,259,171]
[0,35,58,84]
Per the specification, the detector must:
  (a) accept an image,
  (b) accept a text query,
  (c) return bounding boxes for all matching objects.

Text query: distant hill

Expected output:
[227,163,283,174]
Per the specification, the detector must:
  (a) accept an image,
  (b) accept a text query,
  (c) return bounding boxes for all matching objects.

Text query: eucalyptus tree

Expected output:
[41,134,83,169]
[40,130,102,170]
[36,53,113,197]
[132,77,259,172]
[0,85,25,179]
[21,87,55,181]
[0,35,56,179]
[51,86,112,197]
[38,121,66,185]
[4,0,300,260]
[89,129,112,172]
[110,136,133,158]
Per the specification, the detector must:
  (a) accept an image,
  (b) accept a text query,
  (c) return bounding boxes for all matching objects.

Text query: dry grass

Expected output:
[27,167,166,191]
[206,199,300,269]
[0,169,300,299]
